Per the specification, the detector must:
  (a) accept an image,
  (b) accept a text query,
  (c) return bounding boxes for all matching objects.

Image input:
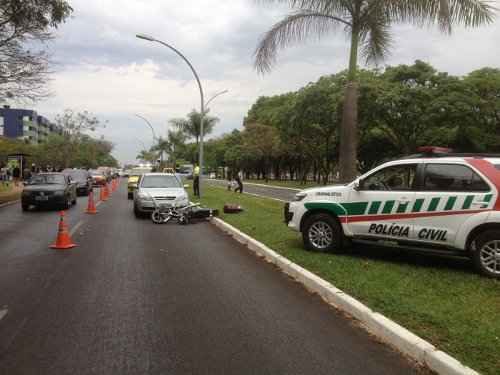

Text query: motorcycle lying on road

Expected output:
[150,195,218,225]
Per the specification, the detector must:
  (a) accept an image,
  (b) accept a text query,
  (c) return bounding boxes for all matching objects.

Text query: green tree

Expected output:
[0,0,73,101]
[254,0,495,182]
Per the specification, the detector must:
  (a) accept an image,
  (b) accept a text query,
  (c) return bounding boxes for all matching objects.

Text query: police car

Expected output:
[284,147,500,278]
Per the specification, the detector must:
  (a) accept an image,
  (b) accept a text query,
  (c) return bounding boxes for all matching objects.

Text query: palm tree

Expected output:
[169,109,219,149]
[166,129,187,168]
[254,0,495,182]
[136,149,156,163]
[151,137,171,166]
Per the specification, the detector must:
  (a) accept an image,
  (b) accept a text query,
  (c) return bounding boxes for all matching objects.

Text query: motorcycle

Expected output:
[150,195,218,225]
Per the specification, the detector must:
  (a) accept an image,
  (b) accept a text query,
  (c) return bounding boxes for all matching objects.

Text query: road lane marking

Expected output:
[210,179,301,191]
[209,184,286,203]
[0,309,7,321]
[70,220,85,236]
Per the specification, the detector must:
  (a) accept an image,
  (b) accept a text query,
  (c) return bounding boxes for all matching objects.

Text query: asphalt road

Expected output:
[207,179,299,201]
[0,181,424,375]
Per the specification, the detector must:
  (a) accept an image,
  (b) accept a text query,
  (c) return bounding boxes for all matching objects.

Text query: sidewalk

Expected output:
[0,183,22,205]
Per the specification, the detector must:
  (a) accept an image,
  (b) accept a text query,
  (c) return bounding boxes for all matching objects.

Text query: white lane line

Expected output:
[0,309,7,321]
[209,184,286,203]
[96,201,102,207]
[70,220,85,236]
[210,179,301,191]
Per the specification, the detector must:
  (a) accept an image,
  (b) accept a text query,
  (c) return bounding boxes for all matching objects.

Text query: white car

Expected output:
[285,148,500,278]
[133,173,188,217]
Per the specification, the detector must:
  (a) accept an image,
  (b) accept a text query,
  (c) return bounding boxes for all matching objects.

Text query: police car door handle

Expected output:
[398,197,411,203]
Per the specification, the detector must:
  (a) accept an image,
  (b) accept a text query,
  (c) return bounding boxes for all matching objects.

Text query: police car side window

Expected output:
[363,165,417,191]
[423,164,489,192]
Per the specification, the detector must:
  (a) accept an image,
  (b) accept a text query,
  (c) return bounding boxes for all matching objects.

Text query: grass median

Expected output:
[192,184,500,375]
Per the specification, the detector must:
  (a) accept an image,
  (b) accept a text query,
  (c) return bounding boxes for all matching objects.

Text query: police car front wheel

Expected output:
[303,213,343,253]
[473,230,500,279]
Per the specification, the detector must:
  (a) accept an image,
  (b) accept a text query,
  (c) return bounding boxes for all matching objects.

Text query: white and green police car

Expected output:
[284,148,500,278]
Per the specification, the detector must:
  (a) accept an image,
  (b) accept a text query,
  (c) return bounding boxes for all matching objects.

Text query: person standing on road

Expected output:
[193,164,200,197]
[234,170,243,194]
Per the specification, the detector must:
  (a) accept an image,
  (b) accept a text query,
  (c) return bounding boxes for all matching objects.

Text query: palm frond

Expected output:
[254,9,351,73]
[360,8,393,64]
[385,0,495,32]
[255,0,351,13]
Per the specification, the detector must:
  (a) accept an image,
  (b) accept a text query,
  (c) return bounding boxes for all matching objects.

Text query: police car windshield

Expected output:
[31,174,65,185]
[141,175,180,188]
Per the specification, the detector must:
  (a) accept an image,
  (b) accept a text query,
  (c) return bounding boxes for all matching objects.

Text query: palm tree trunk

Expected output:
[338,27,360,183]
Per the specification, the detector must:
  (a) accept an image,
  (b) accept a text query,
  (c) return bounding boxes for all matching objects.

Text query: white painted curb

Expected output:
[212,217,479,375]
[0,199,20,209]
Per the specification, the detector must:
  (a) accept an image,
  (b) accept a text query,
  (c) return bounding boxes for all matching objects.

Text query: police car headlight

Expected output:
[54,190,65,196]
[294,192,307,201]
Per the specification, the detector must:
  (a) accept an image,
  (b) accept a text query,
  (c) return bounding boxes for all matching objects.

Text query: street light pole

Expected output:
[205,90,228,109]
[136,33,205,196]
[135,114,158,142]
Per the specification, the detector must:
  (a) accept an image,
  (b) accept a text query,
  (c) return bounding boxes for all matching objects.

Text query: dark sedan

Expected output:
[63,169,92,196]
[21,173,77,211]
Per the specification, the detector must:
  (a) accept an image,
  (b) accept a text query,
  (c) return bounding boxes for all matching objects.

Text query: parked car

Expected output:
[21,173,77,211]
[89,170,107,187]
[133,173,188,217]
[62,169,92,196]
[285,147,500,278]
[127,167,152,199]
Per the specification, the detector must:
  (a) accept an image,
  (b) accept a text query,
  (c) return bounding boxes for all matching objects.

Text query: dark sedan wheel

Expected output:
[22,203,29,211]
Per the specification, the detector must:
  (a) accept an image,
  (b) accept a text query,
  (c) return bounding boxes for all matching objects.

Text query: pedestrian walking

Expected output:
[12,165,21,186]
[193,164,200,197]
[234,170,243,194]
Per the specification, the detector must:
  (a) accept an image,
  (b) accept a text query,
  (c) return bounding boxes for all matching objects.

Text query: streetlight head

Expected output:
[136,33,155,42]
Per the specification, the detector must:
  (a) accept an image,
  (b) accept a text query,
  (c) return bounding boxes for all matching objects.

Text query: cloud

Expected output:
[22,0,500,164]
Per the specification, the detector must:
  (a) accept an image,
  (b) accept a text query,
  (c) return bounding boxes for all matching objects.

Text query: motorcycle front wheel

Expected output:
[151,210,169,224]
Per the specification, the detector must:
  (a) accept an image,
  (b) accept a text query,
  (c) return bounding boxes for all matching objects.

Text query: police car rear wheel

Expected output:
[303,213,342,253]
[473,230,500,279]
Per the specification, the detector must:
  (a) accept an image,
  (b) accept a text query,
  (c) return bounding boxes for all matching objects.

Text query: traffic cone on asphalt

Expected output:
[85,189,98,214]
[50,211,76,250]
[105,183,110,197]
[99,185,107,201]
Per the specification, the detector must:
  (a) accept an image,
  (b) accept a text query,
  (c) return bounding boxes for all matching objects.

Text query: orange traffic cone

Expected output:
[85,189,98,214]
[104,183,110,198]
[100,185,107,201]
[50,211,76,249]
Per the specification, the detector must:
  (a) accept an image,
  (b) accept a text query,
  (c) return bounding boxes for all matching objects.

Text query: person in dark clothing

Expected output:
[234,172,243,194]
[12,166,20,186]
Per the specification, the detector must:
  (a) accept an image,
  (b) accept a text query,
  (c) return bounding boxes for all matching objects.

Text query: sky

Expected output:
[10,0,500,164]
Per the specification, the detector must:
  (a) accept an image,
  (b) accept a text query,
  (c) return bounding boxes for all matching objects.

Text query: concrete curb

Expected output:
[0,199,20,209]
[211,217,479,375]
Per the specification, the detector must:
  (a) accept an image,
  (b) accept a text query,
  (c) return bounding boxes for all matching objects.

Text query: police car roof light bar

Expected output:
[416,146,453,154]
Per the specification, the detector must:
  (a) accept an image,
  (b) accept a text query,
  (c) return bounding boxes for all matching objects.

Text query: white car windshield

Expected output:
[141,175,181,188]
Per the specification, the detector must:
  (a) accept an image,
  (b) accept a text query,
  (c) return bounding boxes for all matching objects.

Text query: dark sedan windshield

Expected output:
[141,175,181,188]
[30,174,65,185]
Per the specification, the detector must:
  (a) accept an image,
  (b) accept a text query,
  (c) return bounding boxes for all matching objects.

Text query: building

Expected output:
[0,106,63,144]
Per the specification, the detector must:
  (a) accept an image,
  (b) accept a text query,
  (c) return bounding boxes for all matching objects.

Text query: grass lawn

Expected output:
[192,185,500,375]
